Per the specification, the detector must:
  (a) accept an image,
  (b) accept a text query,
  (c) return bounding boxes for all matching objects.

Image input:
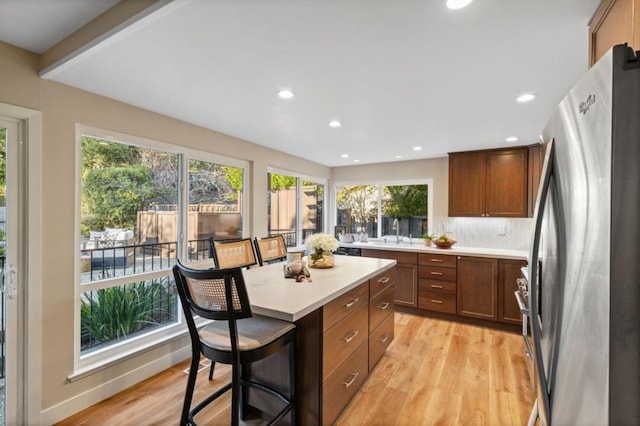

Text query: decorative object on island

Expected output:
[305,233,339,268]
[283,260,312,282]
[434,234,456,248]
[421,233,435,246]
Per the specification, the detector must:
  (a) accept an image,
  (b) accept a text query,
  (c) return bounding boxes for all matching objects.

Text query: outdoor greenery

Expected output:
[337,184,429,236]
[81,137,243,235]
[383,185,428,218]
[80,279,176,346]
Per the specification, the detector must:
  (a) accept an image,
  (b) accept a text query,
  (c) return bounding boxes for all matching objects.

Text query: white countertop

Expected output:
[192,255,396,322]
[340,241,529,260]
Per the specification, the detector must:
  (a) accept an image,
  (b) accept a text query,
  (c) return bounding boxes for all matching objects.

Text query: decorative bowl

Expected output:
[434,239,456,248]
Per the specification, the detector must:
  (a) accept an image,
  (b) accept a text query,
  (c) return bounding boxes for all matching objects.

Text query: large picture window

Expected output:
[336,181,432,239]
[77,127,247,369]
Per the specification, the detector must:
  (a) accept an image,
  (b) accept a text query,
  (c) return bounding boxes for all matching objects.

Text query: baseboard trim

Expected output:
[40,346,191,425]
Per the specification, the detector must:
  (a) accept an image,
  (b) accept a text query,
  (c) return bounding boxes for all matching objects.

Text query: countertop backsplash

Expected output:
[431,216,533,251]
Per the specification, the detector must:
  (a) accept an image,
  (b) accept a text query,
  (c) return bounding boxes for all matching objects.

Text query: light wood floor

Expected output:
[56,313,533,425]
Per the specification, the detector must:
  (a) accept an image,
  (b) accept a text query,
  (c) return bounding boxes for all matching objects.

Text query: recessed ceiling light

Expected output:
[395,155,403,159]
[329,120,342,128]
[277,90,294,99]
[353,159,360,163]
[517,93,536,103]
[446,0,473,10]
[413,146,423,151]
[341,153,350,158]
[506,136,519,142]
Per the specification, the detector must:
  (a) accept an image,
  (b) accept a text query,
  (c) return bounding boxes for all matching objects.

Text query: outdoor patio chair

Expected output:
[253,235,287,266]
[172,261,296,426]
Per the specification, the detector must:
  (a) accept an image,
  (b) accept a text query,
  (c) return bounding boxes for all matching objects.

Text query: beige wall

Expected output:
[331,157,449,217]
[1,40,332,419]
[1,39,451,421]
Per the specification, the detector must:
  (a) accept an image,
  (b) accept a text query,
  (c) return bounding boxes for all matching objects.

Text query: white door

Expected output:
[0,117,21,426]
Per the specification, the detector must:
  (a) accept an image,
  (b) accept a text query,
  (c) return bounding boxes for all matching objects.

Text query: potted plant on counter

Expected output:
[421,232,435,246]
[305,233,339,268]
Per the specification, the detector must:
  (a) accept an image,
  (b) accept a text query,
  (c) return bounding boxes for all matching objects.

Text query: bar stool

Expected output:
[172,260,296,425]
[254,235,288,266]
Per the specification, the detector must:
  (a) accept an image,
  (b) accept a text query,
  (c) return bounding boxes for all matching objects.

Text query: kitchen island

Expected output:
[199,255,396,425]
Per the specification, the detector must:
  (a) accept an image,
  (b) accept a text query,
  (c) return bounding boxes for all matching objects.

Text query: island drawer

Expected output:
[322,282,369,332]
[419,265,457,281]
[418,290,456,314]
[322,340,369,425]
[419,278,456,295]
[369,283,395,332]
[418,253,456,268]
[369,313,394,371]
[369,267,396,298]
[323,302,369,382]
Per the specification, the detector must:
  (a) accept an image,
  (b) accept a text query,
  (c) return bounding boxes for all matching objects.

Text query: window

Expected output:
[336,181,432,239]
[77,126,248,370]
[186,159,244,259]
[267,171,325,247]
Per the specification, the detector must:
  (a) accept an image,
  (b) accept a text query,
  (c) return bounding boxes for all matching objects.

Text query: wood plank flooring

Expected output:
[56,313,533,425]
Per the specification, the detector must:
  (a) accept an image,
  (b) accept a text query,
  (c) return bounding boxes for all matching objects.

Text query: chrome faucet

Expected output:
[392,218,400,243]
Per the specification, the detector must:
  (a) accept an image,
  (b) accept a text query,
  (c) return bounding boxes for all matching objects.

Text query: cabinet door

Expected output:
[448,151,485,216]
[499,259,527,324]
[457,256,498,321]
[589,0,635,65]
[485,148,528,217]
[395,263,418,308]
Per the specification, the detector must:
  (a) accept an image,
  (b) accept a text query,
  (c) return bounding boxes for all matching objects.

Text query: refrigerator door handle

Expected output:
[528,139,555,426]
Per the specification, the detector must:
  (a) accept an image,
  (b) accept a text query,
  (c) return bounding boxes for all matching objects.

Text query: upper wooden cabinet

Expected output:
[449,147,528,217]
[589,0,640,66]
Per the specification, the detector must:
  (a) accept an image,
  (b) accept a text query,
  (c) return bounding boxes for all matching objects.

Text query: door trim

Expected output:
[0,103,42,425]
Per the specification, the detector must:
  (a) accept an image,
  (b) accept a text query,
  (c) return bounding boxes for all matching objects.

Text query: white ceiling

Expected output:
[1,0,601,167]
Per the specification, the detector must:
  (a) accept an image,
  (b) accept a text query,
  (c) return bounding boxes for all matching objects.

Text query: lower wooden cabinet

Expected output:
[322,340,369,425]
[456,256,499,321]
[361,249,417,307]
[498,259,527,324]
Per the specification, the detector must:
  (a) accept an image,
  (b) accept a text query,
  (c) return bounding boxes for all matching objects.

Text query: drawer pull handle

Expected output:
[344,298,359,308]
[377,277,390,284]
[343,372,359,388]
[430,258,443,262]
[378,335,389,343]
[343,330,359,343]
[430,271,444,276]
[379,302,390,310]
[430,284,444,289]
[430,299,443,304]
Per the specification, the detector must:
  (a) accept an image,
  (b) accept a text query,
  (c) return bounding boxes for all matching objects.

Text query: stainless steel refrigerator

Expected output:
[526,44,640,425]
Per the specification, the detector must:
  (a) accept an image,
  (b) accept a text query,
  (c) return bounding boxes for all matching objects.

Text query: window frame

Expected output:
[267,167,327,246]
[74,124,249,375]
[332,178,434,238]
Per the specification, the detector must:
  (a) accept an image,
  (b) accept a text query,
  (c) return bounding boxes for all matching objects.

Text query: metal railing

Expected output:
[269,229,316,247]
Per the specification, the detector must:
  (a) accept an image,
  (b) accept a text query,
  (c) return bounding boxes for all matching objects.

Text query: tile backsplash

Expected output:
[432,216,533,251]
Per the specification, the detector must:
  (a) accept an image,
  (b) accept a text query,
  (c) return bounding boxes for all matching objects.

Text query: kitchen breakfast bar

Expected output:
[225,255,397,425]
